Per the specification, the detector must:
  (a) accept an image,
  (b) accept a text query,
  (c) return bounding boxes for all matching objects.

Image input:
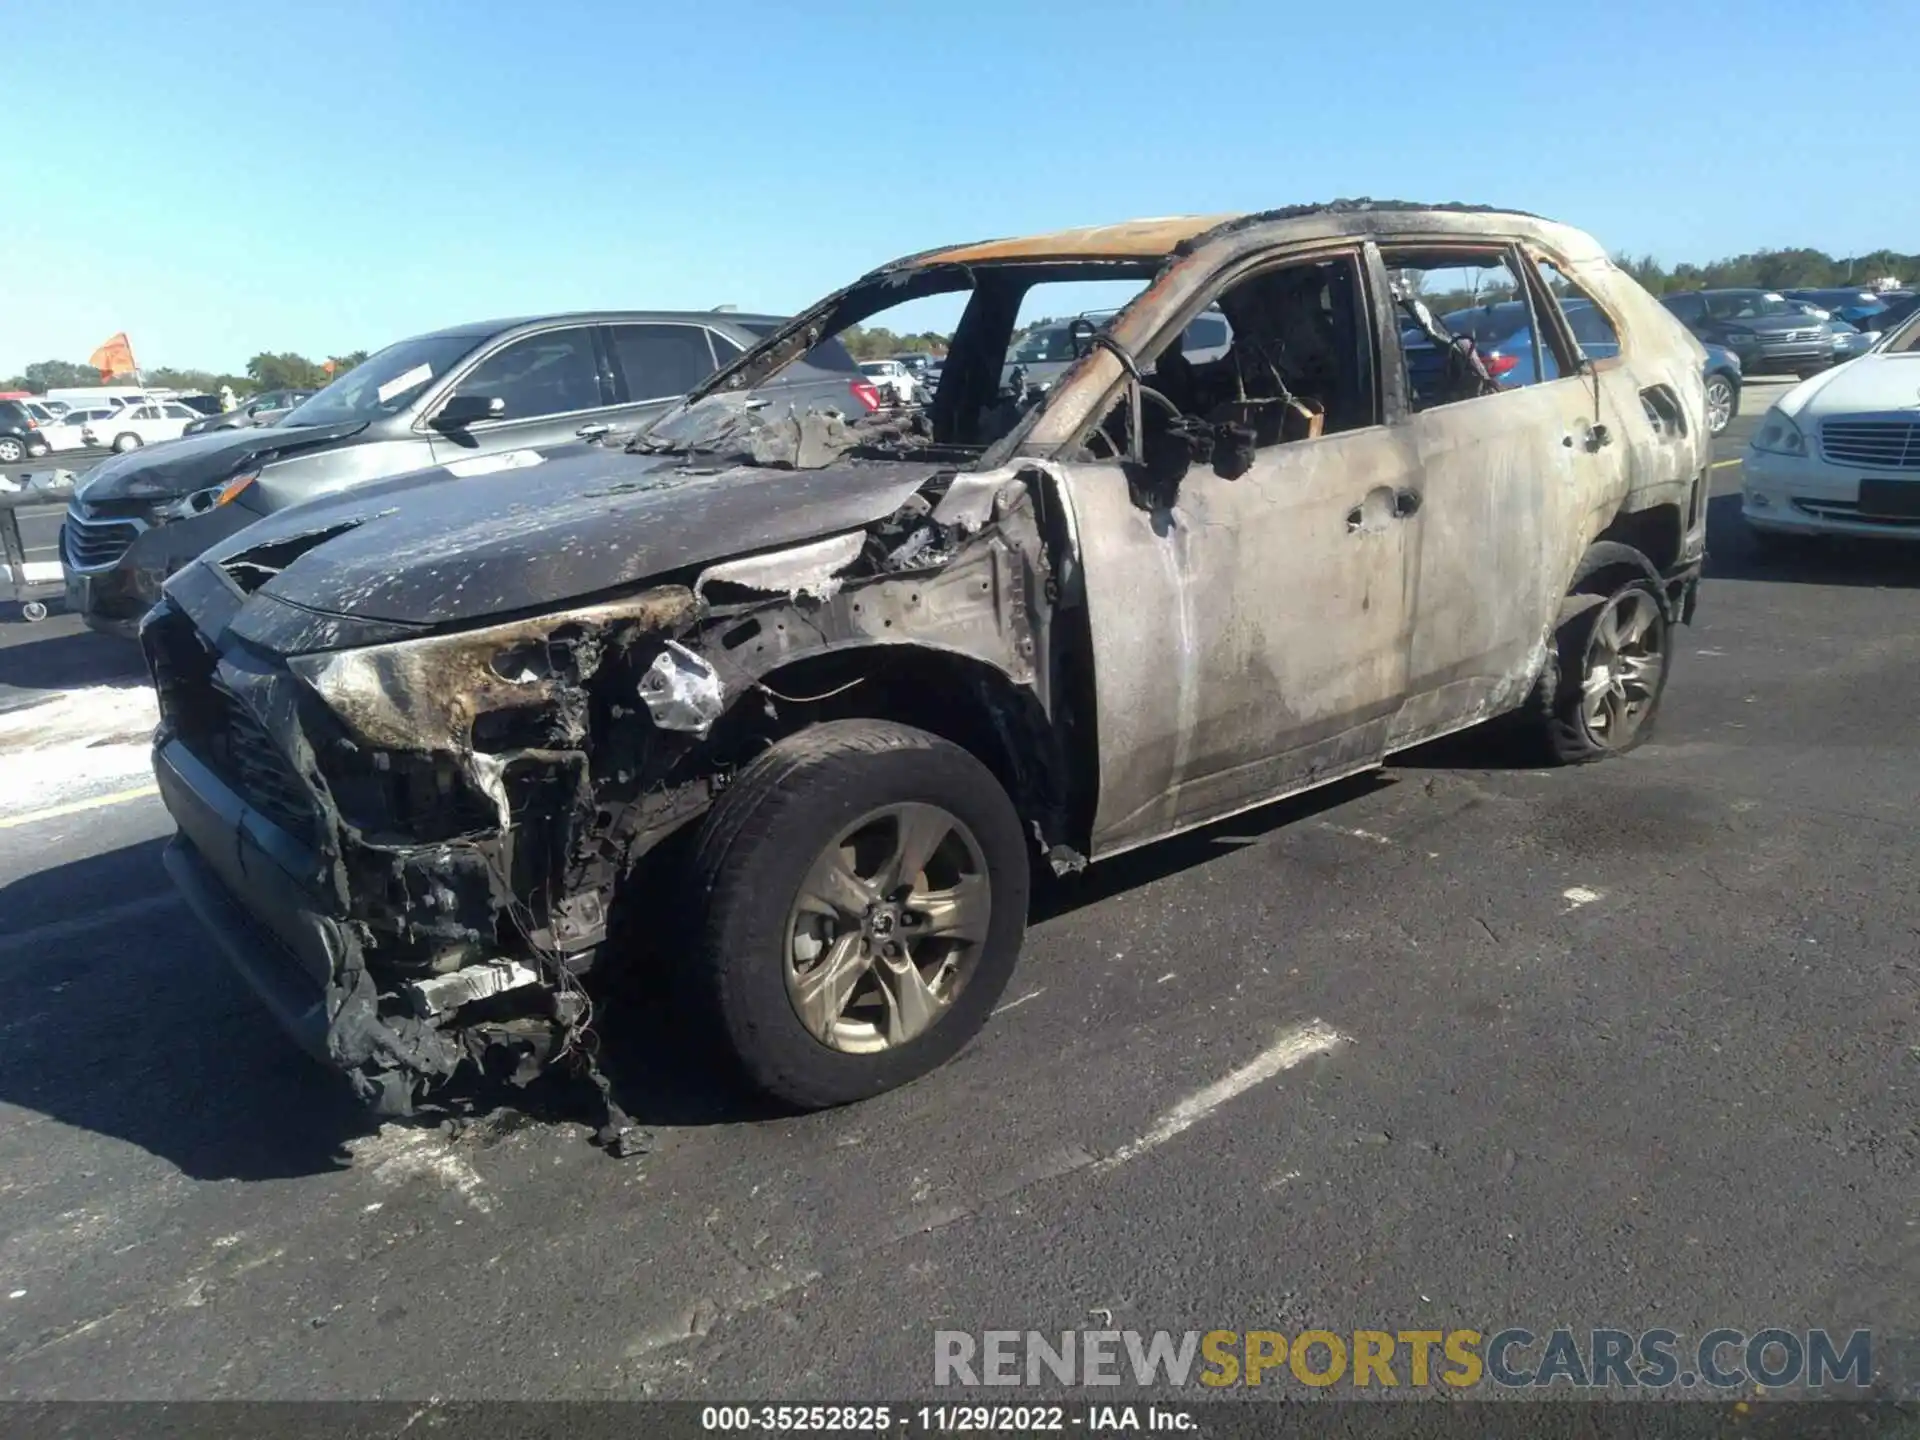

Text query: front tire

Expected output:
[686,719,1030,1109]
[0,438,23,463]
[112,433,143,453]
[1527,545,1672,765]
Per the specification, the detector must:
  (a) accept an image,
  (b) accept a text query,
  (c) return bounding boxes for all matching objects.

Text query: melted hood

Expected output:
[76,420,370,503]
[189,444,948,646]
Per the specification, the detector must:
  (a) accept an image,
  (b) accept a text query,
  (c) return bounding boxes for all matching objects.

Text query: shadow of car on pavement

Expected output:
[0,621,147,710]
[0,837,380,1181]
[0,831,827,1173]
[1704,493,1920,588]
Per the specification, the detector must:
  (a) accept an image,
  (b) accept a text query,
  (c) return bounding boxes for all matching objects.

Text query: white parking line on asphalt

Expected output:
[1098,1019,1345,1171]
[1711,458,1743,469]
[0,781,158,831]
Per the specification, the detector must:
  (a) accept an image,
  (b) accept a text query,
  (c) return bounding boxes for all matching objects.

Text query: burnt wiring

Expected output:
[478,847,594,1060]
[476,845,644,1152]
[754,675,867,706]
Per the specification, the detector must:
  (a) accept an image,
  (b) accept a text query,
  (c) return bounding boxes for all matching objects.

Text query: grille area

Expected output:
[1822,420,1920,469]
[145,608,318,842]
[210,688,318,841]
[63,509,144,570]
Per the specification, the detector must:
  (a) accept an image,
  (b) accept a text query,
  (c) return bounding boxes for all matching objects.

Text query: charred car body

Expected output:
[146,202,1710,1123]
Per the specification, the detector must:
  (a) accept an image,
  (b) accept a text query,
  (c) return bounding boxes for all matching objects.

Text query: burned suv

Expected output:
[145,202,1709,1126]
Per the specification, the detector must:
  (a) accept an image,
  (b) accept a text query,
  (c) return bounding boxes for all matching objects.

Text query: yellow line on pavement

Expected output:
[0,783,159,831]
[1711,458,1743,469]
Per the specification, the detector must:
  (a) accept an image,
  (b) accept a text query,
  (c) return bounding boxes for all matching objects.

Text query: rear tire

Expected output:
[1704,374,1737,436]
[0,438,23,463]
[685,719,1029,1109]
[112,433,142,453]
[1524,544,1672,765]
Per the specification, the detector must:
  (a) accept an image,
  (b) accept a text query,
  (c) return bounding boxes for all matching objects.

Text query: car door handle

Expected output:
[575,423,612,441]
[1346,487,1421,532]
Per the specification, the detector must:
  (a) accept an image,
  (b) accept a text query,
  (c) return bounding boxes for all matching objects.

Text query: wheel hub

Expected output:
[1580,587,1666,747]
[783,802,991,1054]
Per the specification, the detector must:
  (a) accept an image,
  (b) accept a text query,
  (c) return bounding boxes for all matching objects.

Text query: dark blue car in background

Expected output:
[1782,288,1889,328]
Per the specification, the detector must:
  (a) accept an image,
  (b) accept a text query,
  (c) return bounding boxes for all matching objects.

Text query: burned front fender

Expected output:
[149,463,1076,1119]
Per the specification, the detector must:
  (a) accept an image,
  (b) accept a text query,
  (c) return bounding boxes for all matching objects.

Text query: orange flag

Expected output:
[88,333,138,381]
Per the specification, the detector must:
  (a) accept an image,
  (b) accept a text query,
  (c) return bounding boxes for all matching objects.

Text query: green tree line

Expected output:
[3,350,370,396]
[1614,247,1915,295]
[838,324,949,360]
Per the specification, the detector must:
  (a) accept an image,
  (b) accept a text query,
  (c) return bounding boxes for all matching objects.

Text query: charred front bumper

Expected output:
[141,596,615,1115]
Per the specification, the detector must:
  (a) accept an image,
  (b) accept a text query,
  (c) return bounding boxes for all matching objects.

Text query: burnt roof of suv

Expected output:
[891,200,1547,271]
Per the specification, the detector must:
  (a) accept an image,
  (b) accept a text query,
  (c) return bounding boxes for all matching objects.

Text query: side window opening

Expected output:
[1383,247,1561,411]
[1532,257,1621,373]
[609,323,720,402]
[452,328,603,420]
[1002,278,1152,393]
[1081,253,1377,473]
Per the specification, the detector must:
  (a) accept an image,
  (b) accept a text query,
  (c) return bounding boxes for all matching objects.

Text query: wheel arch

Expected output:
[702,639,1081,865]
[1589,504,1683,580]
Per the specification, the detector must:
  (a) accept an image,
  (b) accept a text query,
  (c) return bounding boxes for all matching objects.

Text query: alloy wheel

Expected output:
[784,802,991,1053]
[1580,588,1667,748]
[1705,376,1733,435]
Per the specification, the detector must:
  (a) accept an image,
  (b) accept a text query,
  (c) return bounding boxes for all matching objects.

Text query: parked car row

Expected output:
[1,389,231,458]
[1656,285,1914,378]
[105,203,1721,1133]
[1659,289,1837,376]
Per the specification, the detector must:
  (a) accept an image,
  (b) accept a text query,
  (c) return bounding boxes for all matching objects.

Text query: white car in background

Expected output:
[39,404,120,452]
[81,399,202,453]
[857,358,920,405]
[1743,308,1920,544]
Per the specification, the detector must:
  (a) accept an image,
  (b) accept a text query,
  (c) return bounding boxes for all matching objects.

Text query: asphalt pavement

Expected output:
[1,381,1916,1400]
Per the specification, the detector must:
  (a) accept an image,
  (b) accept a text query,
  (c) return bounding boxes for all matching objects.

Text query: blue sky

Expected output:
[2,0,1912,376]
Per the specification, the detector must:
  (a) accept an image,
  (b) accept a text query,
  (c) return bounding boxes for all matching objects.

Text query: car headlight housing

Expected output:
[1723,328,1758,344]
[156,470,258,521]
[1750,408,1807,457]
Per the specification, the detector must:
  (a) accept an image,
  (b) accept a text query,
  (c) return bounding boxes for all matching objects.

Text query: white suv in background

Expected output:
[82,399,202,452]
